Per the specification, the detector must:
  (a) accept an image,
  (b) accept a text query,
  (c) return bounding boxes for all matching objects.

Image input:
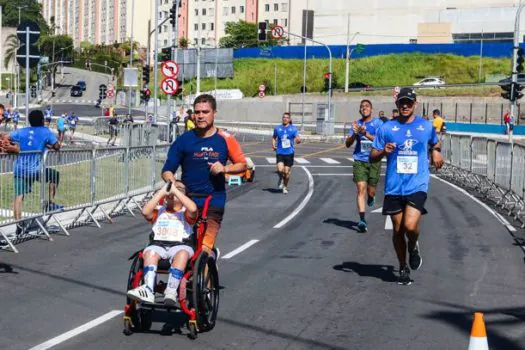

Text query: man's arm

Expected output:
[272,136,277,150]
[294,129,301,144]
[172,185,198,219]
[161,140,183,183]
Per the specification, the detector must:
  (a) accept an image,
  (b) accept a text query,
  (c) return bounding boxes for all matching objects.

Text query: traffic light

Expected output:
[517,48,524,73]
[30,85,37,98]
[258,22,267,42]
[513,82,524,100]
[141,88,151,103]
[99,84,107,100]
[501,82,512,100]
[161,47,171,62]
[170,3,177,26]
[323,73,330,92]
[142,65,150,85]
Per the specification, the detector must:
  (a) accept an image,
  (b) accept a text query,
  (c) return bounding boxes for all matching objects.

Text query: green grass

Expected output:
[0,154,166,223]
[175,53,511,97]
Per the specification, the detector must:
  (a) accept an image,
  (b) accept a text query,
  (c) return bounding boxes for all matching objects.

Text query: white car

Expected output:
[413,77,446,87]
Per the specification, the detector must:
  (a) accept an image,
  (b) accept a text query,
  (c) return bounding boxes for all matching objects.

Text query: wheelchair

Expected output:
[123,194,220,339]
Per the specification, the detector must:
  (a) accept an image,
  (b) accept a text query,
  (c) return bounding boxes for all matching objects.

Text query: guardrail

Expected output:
[441,134,525,226]
[0,145,169,253]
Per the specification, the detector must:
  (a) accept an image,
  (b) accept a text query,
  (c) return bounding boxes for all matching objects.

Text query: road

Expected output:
[1,142,524,350]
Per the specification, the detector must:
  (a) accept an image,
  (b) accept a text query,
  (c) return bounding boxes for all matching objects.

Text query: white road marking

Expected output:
[28,310,123,350]
[294,157,310,164]
[265,157,276,164]
[222,239,259,259]
[347,158,355,162]
[372,207,383,213]
[274,166,314,229]
[431,175,517,232]
[320,158,340,164]
[385,216,393,230]
[312,173,385,176]
[256,165,353,168]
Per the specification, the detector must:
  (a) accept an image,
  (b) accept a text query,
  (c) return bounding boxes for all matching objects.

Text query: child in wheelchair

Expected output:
[126,180,198,306]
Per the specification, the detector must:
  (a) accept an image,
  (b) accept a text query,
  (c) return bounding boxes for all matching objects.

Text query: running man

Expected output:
[272,112,301,194]
[370,88,443,285]
[345,99,383,232]
[44,105,53,127]
[57,114,66,143]
[67,112,79,142]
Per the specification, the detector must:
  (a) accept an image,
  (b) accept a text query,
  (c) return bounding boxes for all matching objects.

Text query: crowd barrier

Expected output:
[0,145,169,253]
[441,134,525,226]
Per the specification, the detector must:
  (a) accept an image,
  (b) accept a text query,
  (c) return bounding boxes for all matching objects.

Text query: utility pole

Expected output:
[344,13,350,93]
[128,0,135,115]
[153,0,160,122]
[196,4,202,96]
[301,0,309,132]
[0,6,3,93]
[511,2,525,143]
[168,0,180,125]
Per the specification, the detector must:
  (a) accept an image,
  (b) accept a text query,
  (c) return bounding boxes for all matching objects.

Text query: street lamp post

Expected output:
[17,6,27,25]
[128,0,135,115]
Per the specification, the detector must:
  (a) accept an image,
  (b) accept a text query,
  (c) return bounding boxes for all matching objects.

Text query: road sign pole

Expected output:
[128,0,135,115]
[153,0,160,123]
[25,27,29,125]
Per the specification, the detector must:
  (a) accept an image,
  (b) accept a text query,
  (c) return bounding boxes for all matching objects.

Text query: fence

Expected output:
[441,134,525,226]
[0,145,169,253]
[91,118,174,145]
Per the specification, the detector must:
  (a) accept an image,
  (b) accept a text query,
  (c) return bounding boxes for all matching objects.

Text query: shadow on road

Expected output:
[323,218,359,232]
[262,188,283,194]
[333,261,397,282]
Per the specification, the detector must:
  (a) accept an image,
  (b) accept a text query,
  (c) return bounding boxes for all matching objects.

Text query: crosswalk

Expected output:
[48,99,97,104]
[252,157,374,166]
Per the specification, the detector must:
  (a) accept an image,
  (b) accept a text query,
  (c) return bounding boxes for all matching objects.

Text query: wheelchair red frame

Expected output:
[123,194,219,339]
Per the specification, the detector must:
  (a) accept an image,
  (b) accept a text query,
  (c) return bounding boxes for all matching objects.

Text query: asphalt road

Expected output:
[1,142,524,350]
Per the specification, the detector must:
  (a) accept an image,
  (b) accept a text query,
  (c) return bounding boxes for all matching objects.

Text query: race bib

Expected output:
[153,217,186,242]
[361,140,372,153]
[281,139,291,148]
[397,156,418,174]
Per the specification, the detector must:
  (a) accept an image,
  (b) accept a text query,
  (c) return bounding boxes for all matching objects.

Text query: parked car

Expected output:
[76,80,87,90]
[413,77,446,87]
[498,74,525,85]
[348,82,372,90]
[70,85,83,97]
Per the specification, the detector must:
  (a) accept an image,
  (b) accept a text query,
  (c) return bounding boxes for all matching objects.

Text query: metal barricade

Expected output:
[128,146,155,197]
[459,135,471,171]
[93,147,128,204]
[487,140,497,182]
[511,144,525,199]
[450,135,461,167]
[494,142,512,191]
[470,137,488,176]
[442,134,452,163]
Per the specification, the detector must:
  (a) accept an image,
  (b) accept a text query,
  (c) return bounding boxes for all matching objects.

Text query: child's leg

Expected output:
[143,249,161,291]
[167,250,190,293]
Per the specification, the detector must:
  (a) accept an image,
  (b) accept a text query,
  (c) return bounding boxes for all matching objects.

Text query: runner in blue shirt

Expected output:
[67,112,79,143]
[272,112,301,194]
[12,109,20,130]
[44,105,53,126]
[370,88,443,285]
[345,99,383,232]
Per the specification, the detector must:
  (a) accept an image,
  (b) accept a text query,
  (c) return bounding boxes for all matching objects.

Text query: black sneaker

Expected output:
[409,242,422,271]
[397,265,412,285]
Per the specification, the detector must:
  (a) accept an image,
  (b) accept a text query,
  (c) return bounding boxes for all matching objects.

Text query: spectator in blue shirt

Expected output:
[7,110,63,235]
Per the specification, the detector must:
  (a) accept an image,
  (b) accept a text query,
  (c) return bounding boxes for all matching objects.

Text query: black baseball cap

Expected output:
[396,88,417,103]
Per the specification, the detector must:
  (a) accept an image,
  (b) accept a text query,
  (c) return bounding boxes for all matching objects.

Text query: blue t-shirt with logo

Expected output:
[10,127,58,177]
[12,112,20,123]
[372,117,439,196]
[273,124,299,155]
[67,114,79,127]
[45,108,53,119]
[162,129,246,209]
[348,118,383,162]
[57,117,66,130]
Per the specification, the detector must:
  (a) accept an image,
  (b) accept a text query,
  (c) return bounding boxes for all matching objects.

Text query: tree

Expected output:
[219,20,278,49]
[179,37,189,49]
[38,35,74,61]
[0,0,50,33]
[4,33,18,70]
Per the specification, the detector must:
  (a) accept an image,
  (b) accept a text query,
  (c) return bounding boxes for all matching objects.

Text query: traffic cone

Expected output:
[468,312,489,350]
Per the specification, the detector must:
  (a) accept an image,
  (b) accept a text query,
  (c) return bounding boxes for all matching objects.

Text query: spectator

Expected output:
[3,107,12,129]
[44,105,53,127]
[123,114,134,124]
[184,109,195,132]
[5,110,63,235]
[391,109,399,120]
[378,110,389,123]
[12,109,20,130]
[107,114,119,146]
[0,103,4,125]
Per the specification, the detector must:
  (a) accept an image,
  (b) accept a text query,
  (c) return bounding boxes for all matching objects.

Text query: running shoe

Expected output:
[397,265,412,286]
[278,178,283,189]
[409,242,423,271]
[367,196,375,208]
[283,187,288,194]
[163,288,178,306]
[357,219,367,233]
[127,285,155,303]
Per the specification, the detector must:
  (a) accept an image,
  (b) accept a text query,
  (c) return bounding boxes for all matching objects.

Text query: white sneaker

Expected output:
[278,178,283,189]
[213,247,221,260]
[283,187,288,194]
[127,285,155,304]
[163,288,178,306]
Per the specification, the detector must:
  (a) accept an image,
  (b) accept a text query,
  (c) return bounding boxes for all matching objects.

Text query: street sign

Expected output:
[161,78,179,95]
[161,60,179,78]
[16,20,41,68]
[107,90,115,98]
[271,25,284,40]
[107,83,114,91]
[259,84,266,92]
[258,91,265,98]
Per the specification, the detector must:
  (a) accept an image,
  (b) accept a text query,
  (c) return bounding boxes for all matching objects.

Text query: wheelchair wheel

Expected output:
[192,251,220,332]
[126,254,143,304]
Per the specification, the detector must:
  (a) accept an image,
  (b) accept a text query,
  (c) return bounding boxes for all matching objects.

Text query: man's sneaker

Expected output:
[283,187,288,194]
[127,285,155,303]
[397,265,412,286]
[357,220,367,233]
[278,178,283,189]
[367,196,376,208]
[163,288,178,307]
[409,242,423,271]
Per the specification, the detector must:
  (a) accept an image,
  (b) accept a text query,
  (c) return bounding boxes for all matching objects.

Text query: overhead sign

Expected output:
[161,60,179,78]
[16,19,41,68]
[123,68,138,87]
[271,25,284,40]
[161,78,179,95]
[107,90,115,98]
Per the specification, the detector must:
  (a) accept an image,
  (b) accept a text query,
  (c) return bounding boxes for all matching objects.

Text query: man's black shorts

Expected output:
[276,154,294,167]
[382,191,428,215]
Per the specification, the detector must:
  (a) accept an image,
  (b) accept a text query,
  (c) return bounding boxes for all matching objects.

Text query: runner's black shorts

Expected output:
[382,191,428,215]
[276,154,294,167]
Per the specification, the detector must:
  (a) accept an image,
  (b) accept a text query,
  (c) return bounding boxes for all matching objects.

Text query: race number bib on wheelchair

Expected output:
[281,139,291,148]
[397,156,418,174]
[361,140,372,153]
[153,218,187,242]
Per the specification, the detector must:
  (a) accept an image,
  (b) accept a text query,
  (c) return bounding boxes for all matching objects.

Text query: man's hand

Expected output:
[431,150,444,169]
[208,161,225,175]
[272,144,277,151]
[384,142,396,155]
[352,122,359,134]
[358,126,366,135]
